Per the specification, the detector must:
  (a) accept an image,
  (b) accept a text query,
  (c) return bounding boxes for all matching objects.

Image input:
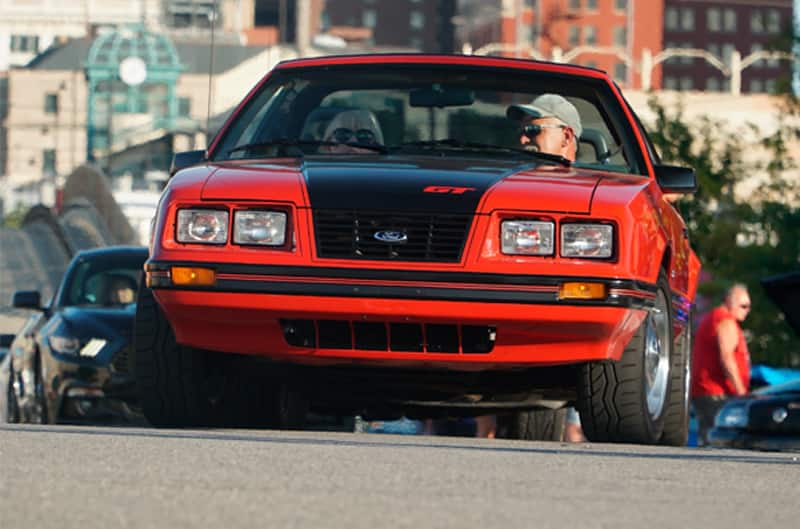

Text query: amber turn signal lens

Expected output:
[171,266,216,286]
[558,282,606,300]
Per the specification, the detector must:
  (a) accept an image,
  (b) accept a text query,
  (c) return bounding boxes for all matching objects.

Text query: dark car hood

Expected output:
[761,271,800,335]
[59,306,136,342]
[203,156,602,214]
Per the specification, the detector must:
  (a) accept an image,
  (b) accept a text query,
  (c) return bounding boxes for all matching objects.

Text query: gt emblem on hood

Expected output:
[374,231,408,244]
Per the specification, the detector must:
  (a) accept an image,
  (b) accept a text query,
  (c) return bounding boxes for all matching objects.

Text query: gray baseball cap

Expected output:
[507,94,583,138]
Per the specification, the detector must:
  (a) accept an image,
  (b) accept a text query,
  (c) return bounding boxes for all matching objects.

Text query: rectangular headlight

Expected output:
[561,223,614,258]
[233,210,287,246]
[176,209,228,244]
[501,220,554,255]
[714,403,749,428]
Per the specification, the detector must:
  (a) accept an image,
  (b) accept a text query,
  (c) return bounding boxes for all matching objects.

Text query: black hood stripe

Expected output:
[302,156,536,213]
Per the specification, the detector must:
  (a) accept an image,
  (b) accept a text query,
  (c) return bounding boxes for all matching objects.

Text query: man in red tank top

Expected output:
[690,284,752,445]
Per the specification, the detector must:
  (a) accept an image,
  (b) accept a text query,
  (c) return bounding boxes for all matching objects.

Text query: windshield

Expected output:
[211,64,644,175]
[59,252,147,308]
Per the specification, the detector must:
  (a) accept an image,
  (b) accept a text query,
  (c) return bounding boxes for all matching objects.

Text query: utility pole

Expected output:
[515,0,523,58]
[296,0,311,57]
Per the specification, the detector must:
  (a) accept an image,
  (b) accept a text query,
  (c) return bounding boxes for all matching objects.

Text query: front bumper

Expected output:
[708,427,800,452]
[147,261,654,368]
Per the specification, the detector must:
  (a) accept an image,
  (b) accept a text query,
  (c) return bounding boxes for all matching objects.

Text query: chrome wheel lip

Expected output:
[644,290,670,419]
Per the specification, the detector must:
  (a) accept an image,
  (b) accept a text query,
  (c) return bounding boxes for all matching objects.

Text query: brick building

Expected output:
[661,0,793,93]
[456,0,664,89]
[321,0,457,52]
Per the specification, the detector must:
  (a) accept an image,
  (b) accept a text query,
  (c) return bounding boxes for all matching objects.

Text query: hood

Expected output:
[761,271,800,335]
[202,156,602,214]
[59,306,136,343]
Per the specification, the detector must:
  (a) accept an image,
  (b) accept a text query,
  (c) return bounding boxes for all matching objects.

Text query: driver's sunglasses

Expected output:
[331,127,377,144]
[520,123,566,139]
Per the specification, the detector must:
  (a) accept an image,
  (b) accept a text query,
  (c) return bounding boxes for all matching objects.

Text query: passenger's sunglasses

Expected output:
[331,127,377,144]
[740,303,751,310]
[520,123,567,139]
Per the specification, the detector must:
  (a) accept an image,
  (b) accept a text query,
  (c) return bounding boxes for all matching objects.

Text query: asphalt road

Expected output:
[1,424,798,529]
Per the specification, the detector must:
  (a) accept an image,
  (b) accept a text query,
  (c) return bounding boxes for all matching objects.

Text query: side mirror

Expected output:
[12,290,42,310]
[170,150,206,176]
[655,165,697,194]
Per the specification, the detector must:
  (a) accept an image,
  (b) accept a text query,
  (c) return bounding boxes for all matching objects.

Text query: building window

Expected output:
[663,77,677,90]
[43,149,56,176]
[749,79,764,93]
[766,9,781,34]
[586,0,597,9]
[613,26,626,47]
[751,11,764,34]
[584,26,597,45]
[665,7,678,30]
[614,62,627,83]
[409,36,423,50]
[681,8,695,31]
[409,11,424,31]
[722,43,735,66]
[569,0,580,10]
[585,60,597,68]
[44,93,59,114]
[707,43,720,59]
[765,79,776,93]
[615,0,627,10]
[363,9,377,28]
[178,97,191,117]
[524,0,537,7]
[707,8,720,32]
[568,25,580,46]
[723,9,736,32]
[750,43,764,68]
[520,24,534,45]
[10,34,39,53]
[706,77,720,91]
[681,42,693,65]
[680,77,693,91]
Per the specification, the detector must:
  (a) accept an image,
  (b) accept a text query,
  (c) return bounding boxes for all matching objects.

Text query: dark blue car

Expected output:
[5,246,148,424]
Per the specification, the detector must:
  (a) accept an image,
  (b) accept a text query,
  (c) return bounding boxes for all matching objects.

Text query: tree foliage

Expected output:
[645,97,800,367]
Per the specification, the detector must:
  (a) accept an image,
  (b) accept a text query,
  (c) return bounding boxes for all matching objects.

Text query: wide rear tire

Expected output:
[659,311,692,446]
[497,408,567,441]
[577,271,674,444]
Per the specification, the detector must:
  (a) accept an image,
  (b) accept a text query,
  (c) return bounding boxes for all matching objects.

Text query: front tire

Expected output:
[134,284,221,427]
[577,271,674,444]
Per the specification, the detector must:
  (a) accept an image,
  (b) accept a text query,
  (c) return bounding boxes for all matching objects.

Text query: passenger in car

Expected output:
[321,109,385,154]
[507,93,583,163]
[105,274,137,305]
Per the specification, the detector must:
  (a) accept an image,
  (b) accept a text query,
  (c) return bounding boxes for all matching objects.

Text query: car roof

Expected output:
[73,245,148,260]
[273,53,609,80]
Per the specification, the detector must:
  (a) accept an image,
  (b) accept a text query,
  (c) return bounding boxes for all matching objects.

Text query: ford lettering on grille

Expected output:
[374,231,408,243]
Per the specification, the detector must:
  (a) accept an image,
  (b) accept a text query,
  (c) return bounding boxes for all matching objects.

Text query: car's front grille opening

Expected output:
[281,319,496,354]
[110,346,132,374]
[313,209,473,263]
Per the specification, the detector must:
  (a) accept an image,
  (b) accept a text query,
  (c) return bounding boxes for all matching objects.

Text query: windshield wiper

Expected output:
[391,139,571,166]
[227,138,387,156]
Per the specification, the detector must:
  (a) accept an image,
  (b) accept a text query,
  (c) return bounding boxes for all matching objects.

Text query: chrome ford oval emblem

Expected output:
[373,230,407,243]
[772,407,788,423]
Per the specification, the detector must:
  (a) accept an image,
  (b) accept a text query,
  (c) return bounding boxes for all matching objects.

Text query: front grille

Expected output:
[313,210,473,262]
[281,319,496,354]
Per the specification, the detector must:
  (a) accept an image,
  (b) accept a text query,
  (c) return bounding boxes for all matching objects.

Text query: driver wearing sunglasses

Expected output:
[321,109,385,154]
[506,94,583,162]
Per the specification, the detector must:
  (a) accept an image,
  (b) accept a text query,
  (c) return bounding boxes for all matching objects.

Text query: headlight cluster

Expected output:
[714,403,750,428]
[501,221,614,258]
[176,209,287,246]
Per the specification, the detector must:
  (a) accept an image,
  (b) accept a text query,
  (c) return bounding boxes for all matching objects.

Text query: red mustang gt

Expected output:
[136,54,701,444]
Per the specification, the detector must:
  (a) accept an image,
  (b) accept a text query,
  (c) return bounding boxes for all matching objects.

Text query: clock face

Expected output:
[119,57,147,86]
